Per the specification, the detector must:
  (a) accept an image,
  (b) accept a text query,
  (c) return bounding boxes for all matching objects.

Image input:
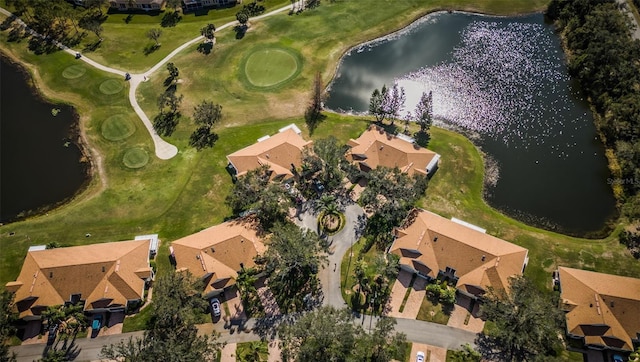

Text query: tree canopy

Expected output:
[189,101,222,150]
[0,290,17,362]
[225,166,292,230]
[278,306,407,362]
[100,272,223,362]
[476,276,564,361]
[256,222,328,313]
[360,167,428,250]
[547,0,640,223]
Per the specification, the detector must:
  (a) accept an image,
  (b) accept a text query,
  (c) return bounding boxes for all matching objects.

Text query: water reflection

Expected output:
[326,12,617,236]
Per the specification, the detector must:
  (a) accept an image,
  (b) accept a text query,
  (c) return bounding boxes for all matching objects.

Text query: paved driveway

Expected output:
[293,200,366,309]
[387,271,427,319]
[409,342,447,362]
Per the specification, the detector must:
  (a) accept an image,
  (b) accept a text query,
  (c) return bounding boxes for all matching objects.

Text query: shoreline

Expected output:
[0,49,103,225]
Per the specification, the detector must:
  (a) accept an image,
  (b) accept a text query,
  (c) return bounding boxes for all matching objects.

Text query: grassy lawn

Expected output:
[122,305,153,332]
[339,237,385,311]
[416,297,451,325]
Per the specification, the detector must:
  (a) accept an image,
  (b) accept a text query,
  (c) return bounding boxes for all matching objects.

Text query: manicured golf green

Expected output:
[123,147,149,169]
[99,79,124,95]
[243,47,301,88]
[62,65,86,79]
[101,114,136,141]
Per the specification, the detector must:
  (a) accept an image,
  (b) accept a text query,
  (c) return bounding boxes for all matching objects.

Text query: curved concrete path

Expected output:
[0,3,293,159]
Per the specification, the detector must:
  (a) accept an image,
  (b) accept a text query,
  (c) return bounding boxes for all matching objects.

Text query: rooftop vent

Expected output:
[481,255,486,261]
[433,237,438,242]
[49,272,53,278]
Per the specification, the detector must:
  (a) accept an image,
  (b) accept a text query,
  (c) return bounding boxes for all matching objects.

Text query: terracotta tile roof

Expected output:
[6,239,151,319]
[227,126,312,180]
[558,267,640,351]
[346,126,439,176]
[389,209,528,296]
[171,220,266,294]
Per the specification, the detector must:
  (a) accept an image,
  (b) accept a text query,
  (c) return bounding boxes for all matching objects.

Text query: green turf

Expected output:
[123,147,149,169]
[99,79,124,95]
[101,114,136,141]
[243,47,301,89]
[62,65,87,79]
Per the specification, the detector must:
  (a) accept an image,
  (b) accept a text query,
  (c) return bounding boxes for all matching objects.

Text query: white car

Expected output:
[416,351,425,362]
[210,298,221,317]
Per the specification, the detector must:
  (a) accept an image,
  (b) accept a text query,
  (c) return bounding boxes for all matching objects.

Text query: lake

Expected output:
[0,56,89,224]
[326,12,617,236]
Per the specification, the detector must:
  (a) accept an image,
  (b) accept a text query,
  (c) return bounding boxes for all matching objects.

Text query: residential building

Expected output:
[183,0,238,11]
[346,125,440,176]
[388,209,528,301]
[226,124,312,181]
[170,219,265,298]
[109,0,165,11]
[5,239,154,321]
[557,267,640,357]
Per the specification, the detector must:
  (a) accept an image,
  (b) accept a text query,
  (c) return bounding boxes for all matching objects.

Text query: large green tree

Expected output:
[300,136,349,194]
[0,290,17,362]
[256,222,328,313]
[100,272,223,362]
[225,166,292,230]
[278,306,406,362]
[360,167,428,250]
[414,90,433,133]
[189,101,222,150]
[476,276,564,361]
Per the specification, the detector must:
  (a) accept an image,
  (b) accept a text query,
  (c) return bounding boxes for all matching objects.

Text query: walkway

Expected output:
[0,3,294,159]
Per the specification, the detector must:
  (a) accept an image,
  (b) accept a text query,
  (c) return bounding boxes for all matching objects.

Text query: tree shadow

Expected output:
[413,130,431,147]
[27,37,59,55]
[144,43,161,56]
[474,333,506,362]
[0,14,16,31]
[161,11,182,27]
[124,14,134,23]
[305,112,326,136]
[374,121,398,135]
[83,40,102,52]
[234,25,247,39]
[197,42,213,55]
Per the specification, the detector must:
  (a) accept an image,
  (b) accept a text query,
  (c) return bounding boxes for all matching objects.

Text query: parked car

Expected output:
[210,298,221,317]
[416,351,425,362]
[92,314,103,330]
[46,324,58,346]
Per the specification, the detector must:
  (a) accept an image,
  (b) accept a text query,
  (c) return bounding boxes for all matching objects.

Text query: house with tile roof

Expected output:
[170,219,266,299]
[5,239,153,320]
[388,209,528,301]
[346,125,440,177]
[227,124,313,181]
[557,267,640,355]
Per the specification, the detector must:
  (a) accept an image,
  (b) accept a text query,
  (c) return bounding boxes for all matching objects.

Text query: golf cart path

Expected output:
[0,4,294,160]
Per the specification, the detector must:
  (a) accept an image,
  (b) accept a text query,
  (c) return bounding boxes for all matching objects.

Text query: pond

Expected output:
[326,12,617,237]
[0,56,89,224]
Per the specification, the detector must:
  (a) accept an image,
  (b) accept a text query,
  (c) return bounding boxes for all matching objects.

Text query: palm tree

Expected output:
[316,194,337,214]
[237,341,269,362]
